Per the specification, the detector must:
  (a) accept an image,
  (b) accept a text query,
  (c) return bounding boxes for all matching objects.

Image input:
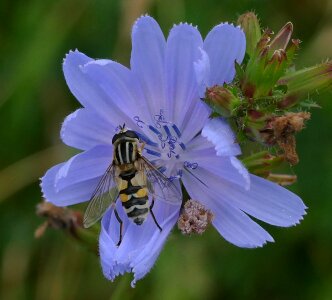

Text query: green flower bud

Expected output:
[278,61,332,108]
[240,22,299,99]
[204,85,240,117]
[267,173,297,186]
[237,12,262,57]
[241,151,285,177]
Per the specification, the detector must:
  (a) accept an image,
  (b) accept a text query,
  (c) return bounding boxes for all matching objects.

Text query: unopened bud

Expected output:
[241,151,285,176]
[278,62,332,108]
[245,49,288,98]
[256,29,272,51]
[267,173,297,186]
[269,22,293,52]
[241,22,298,99]
[205,85,240,117]
[237,12,262,56]
[286,39,301,66]
[178,200,214,235]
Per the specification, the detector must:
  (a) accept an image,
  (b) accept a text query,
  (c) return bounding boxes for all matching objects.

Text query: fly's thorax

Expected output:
[113,137,139,165]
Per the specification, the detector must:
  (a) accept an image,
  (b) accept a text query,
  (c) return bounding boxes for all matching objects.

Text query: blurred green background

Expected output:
[1,0,332,299]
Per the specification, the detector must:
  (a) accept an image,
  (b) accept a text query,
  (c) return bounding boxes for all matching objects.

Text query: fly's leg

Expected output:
[150,197,162,232]
[113,206,123,247]
[138,141,146,156]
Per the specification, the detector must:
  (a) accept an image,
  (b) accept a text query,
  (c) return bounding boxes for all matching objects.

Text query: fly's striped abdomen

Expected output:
[117,168,149,225]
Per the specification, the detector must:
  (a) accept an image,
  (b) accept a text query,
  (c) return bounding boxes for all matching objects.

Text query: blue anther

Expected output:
[145,148,161,157]
[149,125,161,136]
[163,125,172,137]
[172,124,181,137]
[158,166,167,173]
[179,142,186,150]
[136,132,158,147]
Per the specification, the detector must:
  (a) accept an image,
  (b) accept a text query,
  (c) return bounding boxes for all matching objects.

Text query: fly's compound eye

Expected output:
[112,133,120,144]
[124,130,139,140]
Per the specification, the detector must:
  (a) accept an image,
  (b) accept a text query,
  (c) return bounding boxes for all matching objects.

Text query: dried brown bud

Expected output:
[271,112,311,165]
[35,201,83,238]
[178,200,213,235]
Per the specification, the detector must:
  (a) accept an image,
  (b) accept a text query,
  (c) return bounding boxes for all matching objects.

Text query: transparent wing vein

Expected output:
[83,164,119,228]
[139,157,182,204]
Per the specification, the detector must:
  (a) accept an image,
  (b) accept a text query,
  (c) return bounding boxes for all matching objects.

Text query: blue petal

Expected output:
[41,163,100,206]
[201,118,241,156]
[63,51,144,129]
[211,200,274,248]
[55,145,113,191]
[194,48,211,97]
[181,171,274,248]
[221,174,307,227]
[41,145,113,206]
[187,162,306,227]
[131,15,167,120]
[204,23,246,85]
[61,108,115,151]
[81,59,151,128]
[181,153,250,191]
[181,160,307,247]
[165,23,210,143]
[99,198,181,286]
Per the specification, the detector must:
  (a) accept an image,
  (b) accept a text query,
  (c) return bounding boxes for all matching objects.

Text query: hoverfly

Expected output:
[83,124,181,246]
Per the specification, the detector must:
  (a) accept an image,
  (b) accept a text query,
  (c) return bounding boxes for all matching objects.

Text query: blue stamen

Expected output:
[136,132,158,147]
[158,166,167,173]
[163,125,172,137]
[145,148,161,157]
[179,142,186,150]
[149,125,161,135]
[172,124,181,137]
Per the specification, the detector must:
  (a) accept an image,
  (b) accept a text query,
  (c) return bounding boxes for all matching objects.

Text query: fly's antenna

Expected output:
[118,123,126,132]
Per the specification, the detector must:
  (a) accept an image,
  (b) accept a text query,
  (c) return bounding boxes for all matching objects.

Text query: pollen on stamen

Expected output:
[177,200,214,235]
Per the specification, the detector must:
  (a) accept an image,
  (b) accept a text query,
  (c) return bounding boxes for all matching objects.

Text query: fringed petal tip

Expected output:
[211,22,245,36]
[235,235,275,249]
[99,200,181,287]
[170,21,198,30]
[81,59,114,70]
[168,22,201,38]
[132,14,155,33]
[63,49,90,66]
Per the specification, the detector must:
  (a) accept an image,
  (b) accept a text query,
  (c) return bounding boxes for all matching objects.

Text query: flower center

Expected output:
[132,109,198,177]
[133,109,185,159]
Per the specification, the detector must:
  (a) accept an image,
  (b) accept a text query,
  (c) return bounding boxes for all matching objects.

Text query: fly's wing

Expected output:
[139,157,182,204]
[83,164,119,228]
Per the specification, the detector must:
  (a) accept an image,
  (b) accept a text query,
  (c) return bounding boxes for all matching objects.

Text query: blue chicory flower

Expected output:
[41,16,306,286]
